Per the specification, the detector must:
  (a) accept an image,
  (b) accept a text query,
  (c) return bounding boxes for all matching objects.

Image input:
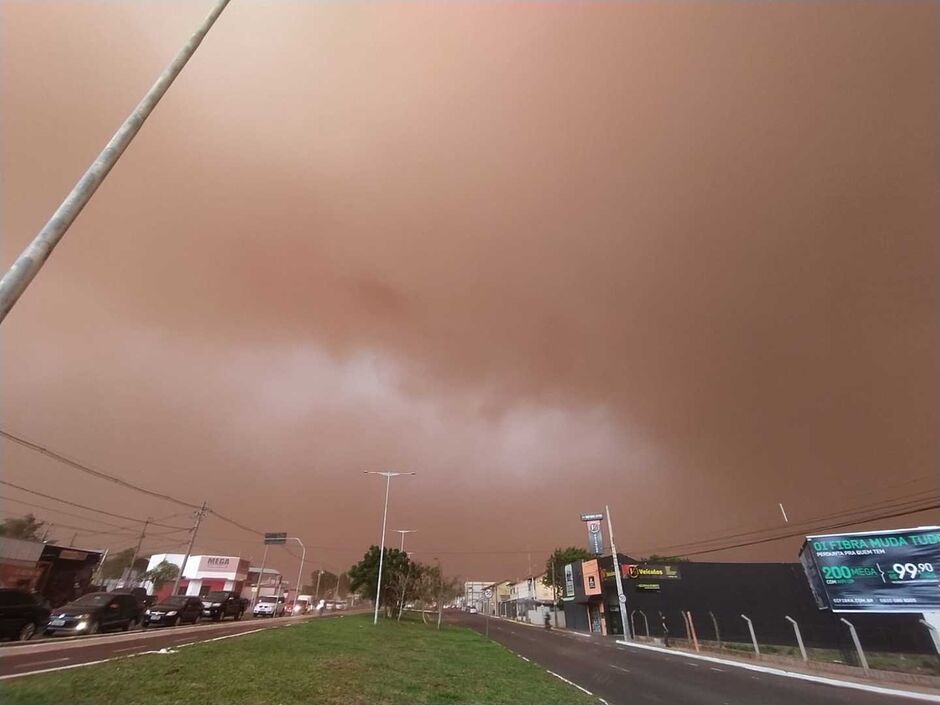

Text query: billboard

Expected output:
[197,555,240,573]
[623,564,682,580]
[800,526,940,613]
[582,559,603,595]
[580,513,605,555]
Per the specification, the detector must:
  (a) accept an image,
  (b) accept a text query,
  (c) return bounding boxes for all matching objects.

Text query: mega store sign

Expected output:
[800,526,940,613]
[197,556,245,576]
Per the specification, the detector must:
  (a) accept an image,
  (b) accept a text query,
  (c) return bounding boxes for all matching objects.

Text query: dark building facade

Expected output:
[563,557,935,656]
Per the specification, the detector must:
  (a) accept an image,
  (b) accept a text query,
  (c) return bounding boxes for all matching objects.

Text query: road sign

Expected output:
[484,588,493,598]
[800,526,940,613]
[618,594,627,603]
[580,513,604,522]
[264,532,287,545]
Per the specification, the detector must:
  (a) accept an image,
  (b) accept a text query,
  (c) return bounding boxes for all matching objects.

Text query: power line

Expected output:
[638,492,940,556]
[0,479,189,529]
[0,494,135,531]
[0,428,202,510]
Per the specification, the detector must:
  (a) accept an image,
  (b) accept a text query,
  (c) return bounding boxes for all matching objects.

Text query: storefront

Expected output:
[0,538,104,607]
[561,554,634,636]
[147,554,249,601]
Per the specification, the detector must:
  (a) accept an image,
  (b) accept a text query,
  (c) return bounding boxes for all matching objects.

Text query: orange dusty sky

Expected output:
[1,1,937,584]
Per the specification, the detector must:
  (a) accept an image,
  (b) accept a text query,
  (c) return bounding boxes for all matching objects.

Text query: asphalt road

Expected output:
[448,613,935,705]
[0,611,359,680]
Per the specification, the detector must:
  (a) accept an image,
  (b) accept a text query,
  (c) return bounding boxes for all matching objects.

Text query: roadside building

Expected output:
[146,553,250,602]
[0,537,104,607]
[561,556,934,655]
[462,581,496,612]
[507,573,556,624]
[244,566,284,603]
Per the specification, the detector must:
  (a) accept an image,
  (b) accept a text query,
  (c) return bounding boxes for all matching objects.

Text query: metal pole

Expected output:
[741,614,760,657]
[605,505,632,639]
[251,542,269,611]
[839,617,869,673]
[0,0,233,323]
[785,616,808,662]
[69,531,78,548]
[314,570,322,600]
[292,537,306,614]
[171,501,207,597]
[687,611,700,652]
[551,557,558,628]
[374,473,391,624]
[709,611,721,649]
[128,518,151,585]
[640,610,649,638]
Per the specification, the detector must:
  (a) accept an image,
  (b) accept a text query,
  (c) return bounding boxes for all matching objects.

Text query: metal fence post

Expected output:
[686,611,700,652]
[839,617,869,673]
[784,616,808,662]
[639,609,649,638]
[741,614,760,657]
[709,611,721,650]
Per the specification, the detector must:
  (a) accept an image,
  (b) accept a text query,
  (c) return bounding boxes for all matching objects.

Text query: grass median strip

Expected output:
[0,615,597,705]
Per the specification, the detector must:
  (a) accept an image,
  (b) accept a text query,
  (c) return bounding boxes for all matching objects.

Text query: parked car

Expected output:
[201,591,246,621]
[0,589,51,641]
[112,587,155,610]
[333,601,347,611]
[142,596,204,628]
[45,592,142,636]
[253,596,285,618]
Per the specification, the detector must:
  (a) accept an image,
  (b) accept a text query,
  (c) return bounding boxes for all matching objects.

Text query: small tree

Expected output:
[543,547,593,592]
[348,546,413,617]
[143,560,180,591]
[101,548,150,580]
[0,514,46,541]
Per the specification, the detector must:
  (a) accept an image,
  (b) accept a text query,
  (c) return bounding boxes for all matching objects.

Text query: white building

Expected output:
[146,553,249,599]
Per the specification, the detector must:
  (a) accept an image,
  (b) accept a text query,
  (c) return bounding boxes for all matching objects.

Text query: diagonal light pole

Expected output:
[394,529,417,552]
[0,0,233,323]
[365,471,415,624]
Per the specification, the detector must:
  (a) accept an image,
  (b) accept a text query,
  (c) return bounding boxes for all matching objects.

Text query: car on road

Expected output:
[0,588,50,641]
[142,596,204,628]
[112,587,155,610]
[333,601,347,611]
[45,592,142,636]
[253,595,285,618]
[202,591,246,621]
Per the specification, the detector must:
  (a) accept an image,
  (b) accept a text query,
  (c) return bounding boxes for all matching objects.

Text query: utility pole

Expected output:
[127,517,151,585]
[251,542,270,610]
[40,524,53,543]
[69,531,78,548]
[314,569,322,600]
[0,0,233,324]
[171,501,207,597]
[606,504,633,639]
[551,557,558,627]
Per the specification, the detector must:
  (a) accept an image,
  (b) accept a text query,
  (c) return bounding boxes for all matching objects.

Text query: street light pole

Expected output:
[395,529,417,552]
[606,504,633,639]
[365,471,416,624]
[291,537,306,612]
[0,0,233,324]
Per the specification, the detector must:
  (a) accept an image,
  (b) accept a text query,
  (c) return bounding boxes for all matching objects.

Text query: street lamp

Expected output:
[365,471,416,624]
[290,537,306,614]
[394,529,417,552]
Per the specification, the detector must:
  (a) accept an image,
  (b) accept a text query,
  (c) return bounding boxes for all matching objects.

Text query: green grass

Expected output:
[1,615,597,705]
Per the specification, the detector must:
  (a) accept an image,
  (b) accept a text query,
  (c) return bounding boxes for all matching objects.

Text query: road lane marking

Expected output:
[17,657,68,668]
[685,662,700,668]
[710,667,725,672]
[0,658,113,680]
[610,665,631,673]
[519,656,531,662]
[546,670,593,696]
[113,647,141,653]
[615,639,940,703]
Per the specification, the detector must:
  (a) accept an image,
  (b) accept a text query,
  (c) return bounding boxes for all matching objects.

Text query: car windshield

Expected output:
[68,593,110,607]
[258,596,277,603]
[204,592,229,601]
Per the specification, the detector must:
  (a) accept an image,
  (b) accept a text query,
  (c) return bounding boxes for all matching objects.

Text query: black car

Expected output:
[45,592,142,636]
[201,591,246,622]
[142,595,203,627]
[0,589,50,641]
[113,587,155,610]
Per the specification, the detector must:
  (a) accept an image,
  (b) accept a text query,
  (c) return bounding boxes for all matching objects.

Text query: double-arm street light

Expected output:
[394,529,417,552]
[365,471,416,624]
